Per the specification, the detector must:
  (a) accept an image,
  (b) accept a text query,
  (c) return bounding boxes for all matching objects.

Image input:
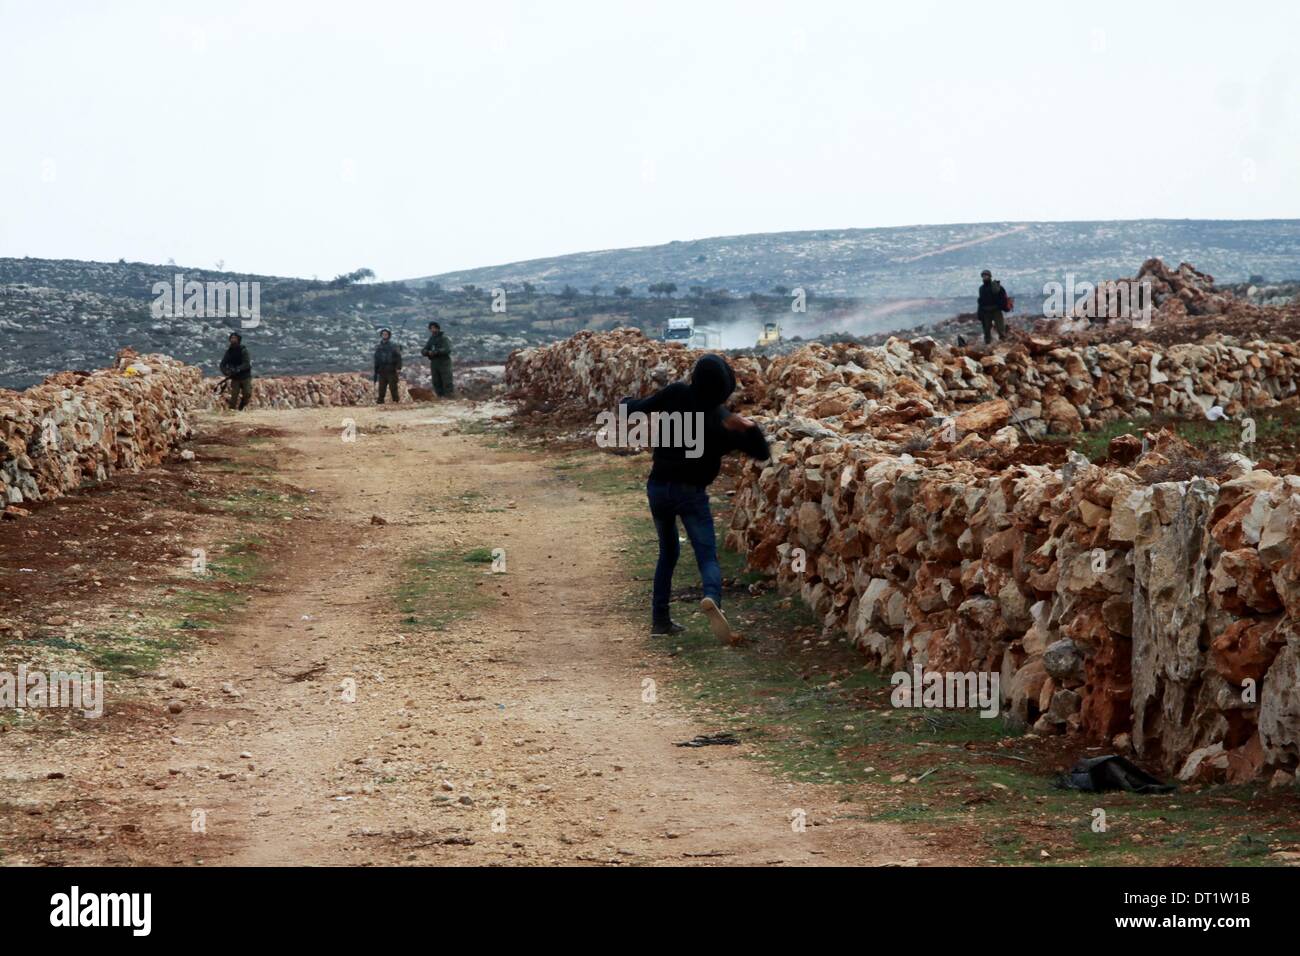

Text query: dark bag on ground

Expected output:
[1055,755,1174,794]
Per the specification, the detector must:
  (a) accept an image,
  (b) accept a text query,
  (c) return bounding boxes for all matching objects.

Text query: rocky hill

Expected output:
[0,257,950,390]
[0,259,546,390]
[412,219,1300,300]
[7,218,1300,391]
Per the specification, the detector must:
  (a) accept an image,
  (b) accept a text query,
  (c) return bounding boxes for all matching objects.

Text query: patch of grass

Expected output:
[213,486,305,519]
[396,546,498,631]
[86,628,190,677]
[26,634,91,654]
[454,418,496,437]
[551,452,645,496]
[208,538,266,582]
[1069,406,1300,465]
[453,417,510,449]
[126,534,270,673]
[158,537,265,631]
[0,711,37,731]
[6,617,202,683]
[1065,417,1151,462]
[168,587,245,627]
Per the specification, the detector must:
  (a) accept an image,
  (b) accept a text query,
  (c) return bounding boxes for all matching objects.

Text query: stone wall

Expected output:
[505,329,1300,782]
[505,328,766,414]
[199,372,390,409]
[0,349,204,515]
[1,358,405,518]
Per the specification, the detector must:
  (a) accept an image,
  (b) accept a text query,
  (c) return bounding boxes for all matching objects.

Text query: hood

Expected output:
[689,353,736,407]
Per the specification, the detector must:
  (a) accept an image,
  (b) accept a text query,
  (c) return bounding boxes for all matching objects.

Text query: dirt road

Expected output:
[1,403,931,866]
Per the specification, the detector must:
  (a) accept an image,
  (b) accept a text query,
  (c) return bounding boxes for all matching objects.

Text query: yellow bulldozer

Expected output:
[756,321,783,347]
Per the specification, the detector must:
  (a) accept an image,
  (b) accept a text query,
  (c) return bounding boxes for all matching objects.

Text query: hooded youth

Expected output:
[619,354,769,487]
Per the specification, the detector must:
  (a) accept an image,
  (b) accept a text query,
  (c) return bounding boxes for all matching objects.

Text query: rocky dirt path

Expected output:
[3,403,932,866]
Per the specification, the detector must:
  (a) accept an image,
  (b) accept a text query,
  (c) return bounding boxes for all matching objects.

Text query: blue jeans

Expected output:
[647,479,722,624]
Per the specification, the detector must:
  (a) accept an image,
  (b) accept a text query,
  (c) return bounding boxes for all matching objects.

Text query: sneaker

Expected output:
[699,598,734,644]
[651,619,686,637]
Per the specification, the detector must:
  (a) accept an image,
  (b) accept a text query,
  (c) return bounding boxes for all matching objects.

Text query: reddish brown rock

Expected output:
[1210,619,1282,685]
[1109,433,1143,464]
[954,399,1010,436]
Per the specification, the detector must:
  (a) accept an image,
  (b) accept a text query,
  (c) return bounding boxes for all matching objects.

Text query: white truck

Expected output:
[663,316,722,350]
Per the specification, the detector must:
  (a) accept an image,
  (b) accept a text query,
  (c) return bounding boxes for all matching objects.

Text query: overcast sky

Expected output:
[1,0,1297,280]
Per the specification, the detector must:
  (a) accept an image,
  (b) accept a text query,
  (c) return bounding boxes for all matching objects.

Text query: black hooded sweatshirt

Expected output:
[619,353,770,488]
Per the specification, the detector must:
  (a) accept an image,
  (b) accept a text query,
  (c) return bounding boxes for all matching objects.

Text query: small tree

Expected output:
[614,285,632,299]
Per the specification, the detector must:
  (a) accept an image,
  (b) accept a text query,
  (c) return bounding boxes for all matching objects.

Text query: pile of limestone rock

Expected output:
[0,349,204,516]
[734,334,1300,445]
[504,328,766,414]
[198,372,385,409]
[1061,258,1247,331]
[728,418,1300,784]
[1137,258,1238,319]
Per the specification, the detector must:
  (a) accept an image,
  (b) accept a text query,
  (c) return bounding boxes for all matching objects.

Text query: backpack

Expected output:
[996,282,1013,312]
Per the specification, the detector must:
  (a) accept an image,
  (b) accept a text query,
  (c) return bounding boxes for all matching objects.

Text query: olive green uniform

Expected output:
[422,331,454,397]
[219,343,253,410]
[374,339,403,404]
[977,279,1009,344]
[228,377,253,410]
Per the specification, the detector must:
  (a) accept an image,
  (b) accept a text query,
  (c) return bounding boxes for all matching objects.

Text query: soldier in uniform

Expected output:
[373,328,403,404]
[977,269,1009,345]
[219,332,253,410]
[421,321,454,397]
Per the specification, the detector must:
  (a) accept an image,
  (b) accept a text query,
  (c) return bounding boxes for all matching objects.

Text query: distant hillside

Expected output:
[0,259,543,390]
[8,219,1300,391]
[409,219,1300,300]
[2,257,904,390]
